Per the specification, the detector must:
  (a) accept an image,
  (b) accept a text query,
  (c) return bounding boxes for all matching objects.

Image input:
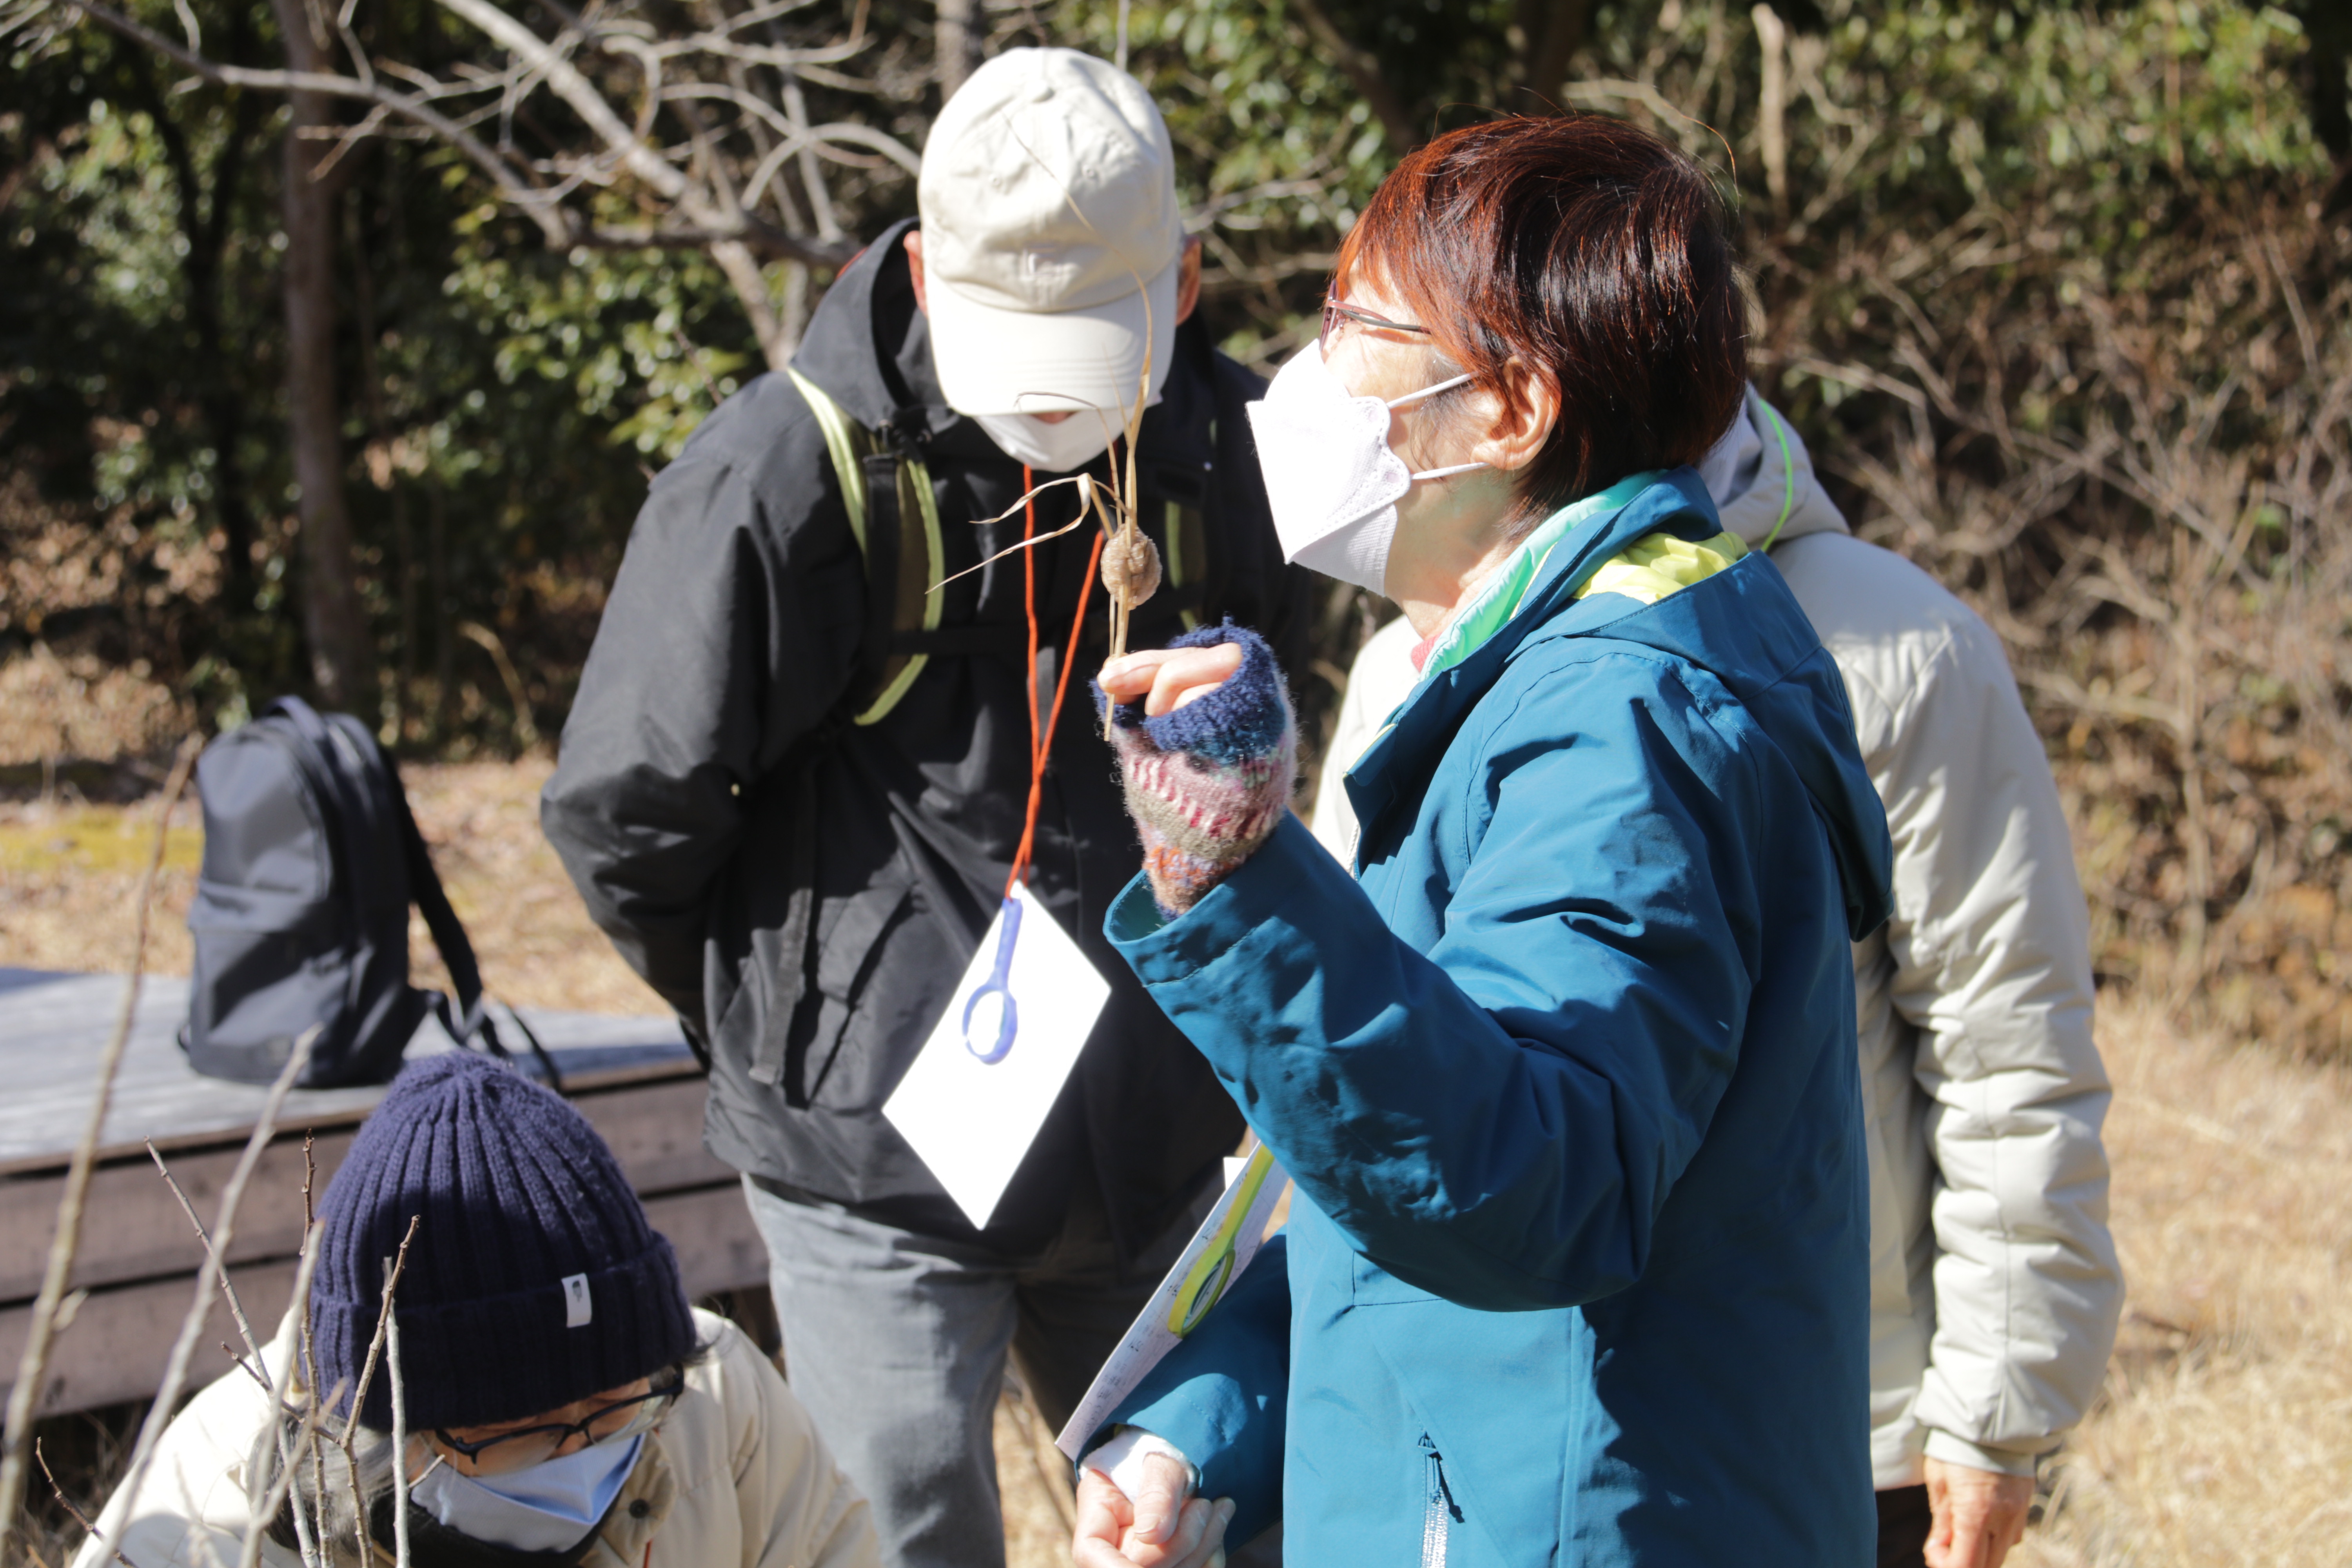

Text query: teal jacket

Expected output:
[1102,472,1895,1566]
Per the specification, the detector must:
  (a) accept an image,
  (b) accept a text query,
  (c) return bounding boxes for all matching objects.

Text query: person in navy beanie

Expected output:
[311,1051,696,1434]
[73,1052,880,1568]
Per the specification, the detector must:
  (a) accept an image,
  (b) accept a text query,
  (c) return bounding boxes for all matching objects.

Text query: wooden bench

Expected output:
[0,969,761,1417]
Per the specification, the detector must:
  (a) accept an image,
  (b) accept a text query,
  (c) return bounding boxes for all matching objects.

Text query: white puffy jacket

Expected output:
[72,1309,879,1568]
[1312,390,2123,1487]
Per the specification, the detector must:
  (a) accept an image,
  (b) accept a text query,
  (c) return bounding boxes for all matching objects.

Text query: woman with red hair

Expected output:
[1072,116,1893,1566]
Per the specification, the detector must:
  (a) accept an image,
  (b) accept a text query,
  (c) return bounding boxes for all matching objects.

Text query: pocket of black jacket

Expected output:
[793,875,920,1107]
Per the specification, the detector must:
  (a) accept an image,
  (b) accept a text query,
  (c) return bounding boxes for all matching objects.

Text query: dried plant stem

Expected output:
[114,1026,320,1533]
[337,1220,421,1564]
[154,1151,326,1567]
[36,1439,135,1568]
[256,1222,329,1568]
[236,1297,326,1568]
[149,1145,270,1379]
[927,474,1096,594]
[308,1383,344,1568]
[290,1137,330,1566]
[0,735,201,1567]
[385,1299,410,1568]
[236,1410,311,1568]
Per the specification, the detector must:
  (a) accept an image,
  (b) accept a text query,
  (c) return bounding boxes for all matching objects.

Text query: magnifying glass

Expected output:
[1167,1145,1278,1336]
[962,896,1023,1064]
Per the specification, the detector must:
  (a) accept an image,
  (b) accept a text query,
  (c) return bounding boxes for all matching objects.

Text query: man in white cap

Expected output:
[544,47,1306,1568]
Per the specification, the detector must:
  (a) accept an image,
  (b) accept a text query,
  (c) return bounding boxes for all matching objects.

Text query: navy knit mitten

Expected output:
[1098,622,1298,916]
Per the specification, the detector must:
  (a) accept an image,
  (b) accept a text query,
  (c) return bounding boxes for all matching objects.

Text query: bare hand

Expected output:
[1072,1453,1234,1568]
[1923,1456,2034,1568]
[1099,644,1244,717]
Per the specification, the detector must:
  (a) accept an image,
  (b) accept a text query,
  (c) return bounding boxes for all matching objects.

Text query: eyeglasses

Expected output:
[1320,295,1434,348]
[429,1372,684,1476]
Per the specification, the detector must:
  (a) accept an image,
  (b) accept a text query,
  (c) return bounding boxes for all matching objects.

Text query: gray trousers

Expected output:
[743,1174,1215,1568]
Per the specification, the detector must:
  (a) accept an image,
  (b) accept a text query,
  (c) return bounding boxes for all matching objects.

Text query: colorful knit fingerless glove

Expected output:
[1099,621,1299,917]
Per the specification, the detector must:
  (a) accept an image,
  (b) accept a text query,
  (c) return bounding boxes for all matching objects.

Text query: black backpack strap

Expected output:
[388,766,566,1093]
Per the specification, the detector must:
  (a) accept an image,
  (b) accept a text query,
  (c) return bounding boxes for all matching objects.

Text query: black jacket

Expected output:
[542,222,1310,1260]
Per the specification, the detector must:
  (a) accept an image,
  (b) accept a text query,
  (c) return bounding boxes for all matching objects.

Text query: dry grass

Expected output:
[996,1388,1078,1568]
[0,756,661,1014]
[11,768,2352,1564]
[2015,991,2352,1567]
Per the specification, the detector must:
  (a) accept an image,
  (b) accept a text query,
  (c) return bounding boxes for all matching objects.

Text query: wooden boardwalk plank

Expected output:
[0,969,692,1171]
[0,971,764,1417]
[0,1186,763,1416]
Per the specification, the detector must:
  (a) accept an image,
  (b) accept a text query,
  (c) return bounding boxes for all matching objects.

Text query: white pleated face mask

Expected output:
[1244,342,1485,595]
[967,408,1118,473]
[411,1432,644,1553]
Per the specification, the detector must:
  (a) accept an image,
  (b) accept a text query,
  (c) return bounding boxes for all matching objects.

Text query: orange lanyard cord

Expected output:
[1004,466,1105,901]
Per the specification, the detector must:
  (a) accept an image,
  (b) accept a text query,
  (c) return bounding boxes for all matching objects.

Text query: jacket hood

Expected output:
[1357,471,1892,941]
[1703,387,1852,552]
[785,216,959,440]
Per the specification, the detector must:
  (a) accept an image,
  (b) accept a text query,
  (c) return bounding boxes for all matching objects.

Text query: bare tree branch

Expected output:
[60,0,573,247]
[59,0,872,270]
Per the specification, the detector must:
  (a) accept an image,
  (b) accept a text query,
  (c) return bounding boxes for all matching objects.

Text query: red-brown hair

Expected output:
[1335,115,1746,519]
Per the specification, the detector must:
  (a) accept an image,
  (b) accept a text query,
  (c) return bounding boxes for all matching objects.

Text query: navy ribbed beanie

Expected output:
[311,1053,695,1431]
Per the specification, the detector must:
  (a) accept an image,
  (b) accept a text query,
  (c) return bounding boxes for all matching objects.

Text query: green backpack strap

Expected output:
[1160,497,1205,633]
[786,367,945,726]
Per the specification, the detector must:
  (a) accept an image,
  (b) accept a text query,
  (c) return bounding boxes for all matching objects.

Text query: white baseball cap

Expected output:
[917,49,1183,418]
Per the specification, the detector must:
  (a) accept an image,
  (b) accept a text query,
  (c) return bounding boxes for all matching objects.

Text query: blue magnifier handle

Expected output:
[962,896,1023,1064]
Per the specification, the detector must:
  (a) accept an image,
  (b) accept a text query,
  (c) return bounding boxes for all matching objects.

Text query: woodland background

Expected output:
[6,0,2352,1053]
[6,2,2352,1564]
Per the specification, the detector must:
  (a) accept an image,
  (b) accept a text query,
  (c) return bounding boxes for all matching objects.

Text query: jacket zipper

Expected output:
[1419,1434,1459,1568]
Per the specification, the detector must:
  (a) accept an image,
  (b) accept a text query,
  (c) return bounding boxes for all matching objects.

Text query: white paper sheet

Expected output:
[882,880,1111,1229]
[1054,1142,1289,1461]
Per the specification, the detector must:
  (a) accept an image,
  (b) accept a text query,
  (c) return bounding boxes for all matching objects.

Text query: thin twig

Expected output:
[149,1143,270,1382]
[296,1142,327,1564]
[386,1298,410,1568]
[0,735,201,1566]
[252,1221,328,1568]
[114,1027,321,1532]
[234,1221,323,1568]
[224,1346,273,1392]
[927,475,1096,592]
[36,1439,136,1568]
[338,1220,421,1563]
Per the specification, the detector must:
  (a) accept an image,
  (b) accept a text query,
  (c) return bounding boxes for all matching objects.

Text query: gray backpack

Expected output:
[182,696,557,1089]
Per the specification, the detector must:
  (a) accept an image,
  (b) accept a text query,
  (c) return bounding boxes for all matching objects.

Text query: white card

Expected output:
[883,879,1111,1229]
[1055,1142,1289,1461]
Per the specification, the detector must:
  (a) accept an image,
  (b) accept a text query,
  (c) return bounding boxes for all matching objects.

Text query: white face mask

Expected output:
[410,1432,644,1553]
[1244,342,1485,595]
[967,408,1118,473]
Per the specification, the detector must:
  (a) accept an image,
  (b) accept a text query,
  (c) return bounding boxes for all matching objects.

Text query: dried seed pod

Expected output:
[1101,524,1162,608]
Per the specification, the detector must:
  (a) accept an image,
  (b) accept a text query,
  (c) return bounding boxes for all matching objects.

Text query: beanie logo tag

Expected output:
[562,1273,593,1328]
